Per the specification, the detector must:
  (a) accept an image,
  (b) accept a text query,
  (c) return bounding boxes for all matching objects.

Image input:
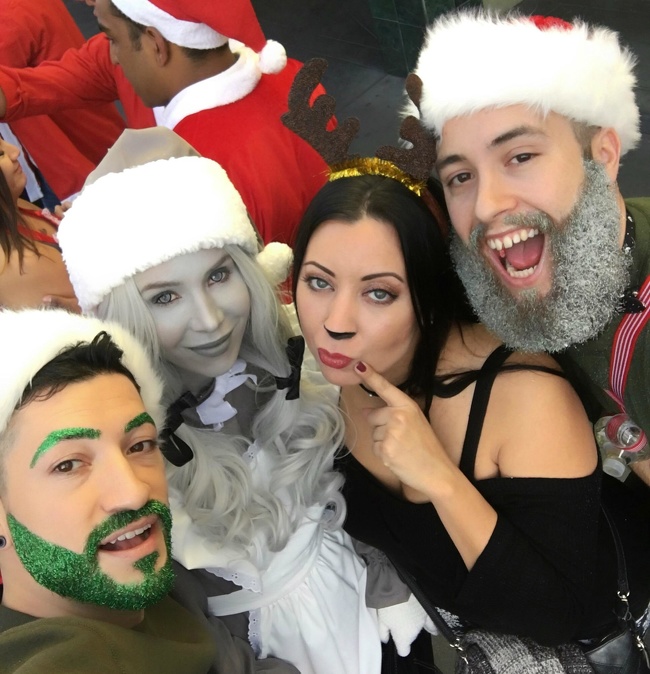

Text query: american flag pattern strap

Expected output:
[608,276,650,409]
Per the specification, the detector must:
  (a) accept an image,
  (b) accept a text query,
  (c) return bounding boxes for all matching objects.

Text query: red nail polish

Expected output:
[355,362,367,373]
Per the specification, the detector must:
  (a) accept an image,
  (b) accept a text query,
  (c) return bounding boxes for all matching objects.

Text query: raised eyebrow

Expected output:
[435,153,466,173]
[141,254,231,292]
[436,125,546,173]
[303,263,404,283]
[205,254,230,279]
[139,279,181,292]
[125,412,156,433]
[303,261,334,277]
[490,125,546,148]
[30,427,101,469]
[361,272,405,283]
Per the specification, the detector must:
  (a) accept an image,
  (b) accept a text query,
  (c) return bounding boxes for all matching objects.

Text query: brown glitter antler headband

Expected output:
[281,58,437,196]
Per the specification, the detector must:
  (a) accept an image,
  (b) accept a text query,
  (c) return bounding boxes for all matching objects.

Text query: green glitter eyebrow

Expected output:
[30,427,101,468]
[124,412,156,434]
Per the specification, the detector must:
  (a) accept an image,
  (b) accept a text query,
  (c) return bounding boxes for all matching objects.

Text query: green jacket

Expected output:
[0,596,216,674]
[567,197,650,434]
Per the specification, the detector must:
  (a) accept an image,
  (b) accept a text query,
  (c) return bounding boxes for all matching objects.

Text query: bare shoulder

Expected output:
[484,350,597,479]
[494,350,574,404]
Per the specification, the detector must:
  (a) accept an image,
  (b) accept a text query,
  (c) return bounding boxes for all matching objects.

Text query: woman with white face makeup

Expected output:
[57,135,382,674]
[292,173,650,670]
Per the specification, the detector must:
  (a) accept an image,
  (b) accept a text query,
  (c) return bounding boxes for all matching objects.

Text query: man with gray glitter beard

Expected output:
[411,10,650,485]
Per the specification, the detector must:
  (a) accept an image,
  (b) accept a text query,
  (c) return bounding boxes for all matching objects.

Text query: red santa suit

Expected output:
[0,0,128,199]
[0,34,327,243]
[0,33,154,134]
[156,46,329,244]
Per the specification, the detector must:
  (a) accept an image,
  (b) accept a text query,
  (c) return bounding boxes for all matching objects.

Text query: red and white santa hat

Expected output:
[58,152,292,313]
[111,0,286,74]
[0,309,165,436]
[414,11,640,154]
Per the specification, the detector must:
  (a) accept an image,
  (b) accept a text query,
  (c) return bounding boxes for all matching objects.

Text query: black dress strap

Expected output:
[458,345,513,477]
[456,346,567,479]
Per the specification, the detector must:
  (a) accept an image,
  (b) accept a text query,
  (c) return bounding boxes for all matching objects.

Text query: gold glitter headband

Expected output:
[329,157,426,196]
[281,59,436,196]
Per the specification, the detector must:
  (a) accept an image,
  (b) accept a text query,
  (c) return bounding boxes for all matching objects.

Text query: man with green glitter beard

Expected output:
[0,309,220,673]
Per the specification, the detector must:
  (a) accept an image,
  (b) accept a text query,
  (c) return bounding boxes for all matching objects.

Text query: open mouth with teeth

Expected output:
[99,523,153,553]
[486,227,545,279]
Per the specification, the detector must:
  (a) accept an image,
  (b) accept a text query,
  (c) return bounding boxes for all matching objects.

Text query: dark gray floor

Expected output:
[65,0,649,195]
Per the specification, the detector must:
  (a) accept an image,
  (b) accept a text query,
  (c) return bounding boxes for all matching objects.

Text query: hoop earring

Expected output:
[0,535,6,549]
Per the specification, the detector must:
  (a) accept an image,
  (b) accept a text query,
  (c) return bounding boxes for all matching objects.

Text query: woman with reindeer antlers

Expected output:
[286,58,650,668]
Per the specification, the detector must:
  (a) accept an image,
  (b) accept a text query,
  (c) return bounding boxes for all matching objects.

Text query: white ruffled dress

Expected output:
[170,446,382,674]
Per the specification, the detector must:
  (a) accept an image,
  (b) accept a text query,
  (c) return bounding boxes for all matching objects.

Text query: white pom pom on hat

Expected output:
[58,156,292,313]
[111,0,287,74]
[414,11,640,155]
[0,309,165,437]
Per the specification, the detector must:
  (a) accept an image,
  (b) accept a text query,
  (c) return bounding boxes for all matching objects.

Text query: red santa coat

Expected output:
[1,35,328,243]
[157,48,329,245]
[0,32,154,132]
[0,0,128,199]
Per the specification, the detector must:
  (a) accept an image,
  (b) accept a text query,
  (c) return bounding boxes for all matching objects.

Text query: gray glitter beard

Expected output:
[450,160,630,352]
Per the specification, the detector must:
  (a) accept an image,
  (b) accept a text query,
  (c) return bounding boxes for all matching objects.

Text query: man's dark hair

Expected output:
[181,43,230,62]
[571,121,599,160]
[0,332,139,492]
[109,0,146,47]
[108,0,228,62]
[17,331,139,409]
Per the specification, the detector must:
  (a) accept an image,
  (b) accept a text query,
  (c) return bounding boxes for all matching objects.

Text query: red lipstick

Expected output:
[318,348,353,369]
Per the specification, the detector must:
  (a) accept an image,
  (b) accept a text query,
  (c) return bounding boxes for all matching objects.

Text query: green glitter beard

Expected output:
[8,500,175,611]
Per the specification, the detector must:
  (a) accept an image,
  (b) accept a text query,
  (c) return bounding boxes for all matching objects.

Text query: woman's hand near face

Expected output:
[354,361,498,569]
[354,361,455,498]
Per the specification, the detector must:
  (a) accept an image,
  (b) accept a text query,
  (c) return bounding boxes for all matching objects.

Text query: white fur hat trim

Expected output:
[256,242,292,287]
[0,309,165,436]
[111,0,227,49]
[415,11,640,154]
[59,157,264,312]
[258,40,287,75]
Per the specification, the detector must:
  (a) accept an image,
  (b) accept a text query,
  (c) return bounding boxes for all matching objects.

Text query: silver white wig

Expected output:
[97,244,345,556]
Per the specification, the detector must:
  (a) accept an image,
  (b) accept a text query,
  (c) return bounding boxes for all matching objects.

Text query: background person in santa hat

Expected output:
[412,10,650,487]
[0,0,329,246]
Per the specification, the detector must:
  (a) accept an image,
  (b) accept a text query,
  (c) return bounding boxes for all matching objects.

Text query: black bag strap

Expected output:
[601,505,650,665]
[388,506,650,669]
[386,554,468,666]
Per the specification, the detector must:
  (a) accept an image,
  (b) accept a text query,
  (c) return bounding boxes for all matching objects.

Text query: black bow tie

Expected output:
[274,336,305,401]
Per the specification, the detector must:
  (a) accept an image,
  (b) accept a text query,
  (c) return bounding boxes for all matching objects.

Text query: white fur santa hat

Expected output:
[0,309,165,436]
[414,11,640,154]
[111,0,286,74]
[58,154,292,313]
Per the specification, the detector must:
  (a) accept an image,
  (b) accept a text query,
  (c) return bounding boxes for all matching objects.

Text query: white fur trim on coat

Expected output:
[415,11,640,154]
[59,157,259,312]
[0,309,165,436]
[156,44,262,130]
